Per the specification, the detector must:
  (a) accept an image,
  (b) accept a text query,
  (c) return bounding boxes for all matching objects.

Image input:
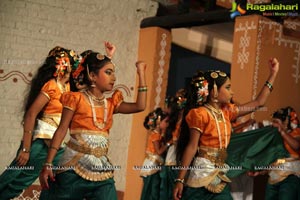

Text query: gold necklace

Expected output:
[56,80,66,93]
[86,90,105,105]
[204,103,222,115]
[204,104,228,148]
[84,90,107,130]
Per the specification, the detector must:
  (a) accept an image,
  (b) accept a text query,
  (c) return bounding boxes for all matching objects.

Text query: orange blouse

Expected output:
[186,103,238,148]
[61,90,123,133]
[284,128,300,158]
[146,131,162,154]
[41,79,70,115]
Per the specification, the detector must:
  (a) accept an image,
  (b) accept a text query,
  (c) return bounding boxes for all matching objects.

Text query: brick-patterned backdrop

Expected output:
[0,0,158,193]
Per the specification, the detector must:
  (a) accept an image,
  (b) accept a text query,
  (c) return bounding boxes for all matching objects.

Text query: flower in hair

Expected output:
[196,80,209,104]
[72,56,84,79]
[53,56,70,77]
[176,96,187,109]
[147,112,159,129]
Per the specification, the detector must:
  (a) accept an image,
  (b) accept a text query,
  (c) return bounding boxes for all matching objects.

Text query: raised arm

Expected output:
[104,41,116,59]
[237,58,279,117]
[118,61,147,114]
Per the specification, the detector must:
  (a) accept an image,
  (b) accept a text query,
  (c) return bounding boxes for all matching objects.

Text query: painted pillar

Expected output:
[231,15,300,122]
[124,27,172,200]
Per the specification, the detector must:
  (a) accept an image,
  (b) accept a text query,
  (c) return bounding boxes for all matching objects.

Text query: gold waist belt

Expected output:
[197,147,227,167]
[66,141,108,158]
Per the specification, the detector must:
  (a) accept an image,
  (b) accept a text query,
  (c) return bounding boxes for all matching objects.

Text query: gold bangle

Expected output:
[138,86,147,92]
[22,147,30,153]
[43,162,53,167]
[264,81,273,92]
[24,130,33,134]
[174,178,185,184]
[50,146,59,151]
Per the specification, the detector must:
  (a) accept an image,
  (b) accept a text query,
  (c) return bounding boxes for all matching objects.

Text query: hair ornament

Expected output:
[147,112,158,129]
[53,54,71,78]
[72,55,84,79]
[176,96,187,109]
[97,53,105,60]
[210,72,219,79]
[191,72,209,105]
[210,70,227,79]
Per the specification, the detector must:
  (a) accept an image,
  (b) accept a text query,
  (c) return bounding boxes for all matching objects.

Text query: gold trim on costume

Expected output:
[74,164,114,182]
[198,147,227,167]
[70,130,109,137]
[40,91,50,100]
[190,127,203,133]
[63,106,75,111]
[66,141,108,158]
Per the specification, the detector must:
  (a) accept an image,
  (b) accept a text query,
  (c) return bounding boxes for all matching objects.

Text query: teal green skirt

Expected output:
[0,139,63,199]
[159,166,178,200]
[265,175,300,200]
[141,172,161,200]
[181,185,233,200]
[40,170,117,200]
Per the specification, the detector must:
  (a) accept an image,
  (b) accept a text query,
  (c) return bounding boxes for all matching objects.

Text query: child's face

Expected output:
[217,78,234,104]
[94,62,116,92]
[159,116,169,130]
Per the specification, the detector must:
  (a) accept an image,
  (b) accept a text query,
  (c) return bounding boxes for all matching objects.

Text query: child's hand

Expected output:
[104,41,116,59]
[16,151,30,166]
[136,61,146,75]
[269,58,279,75]
[272,118,284,132]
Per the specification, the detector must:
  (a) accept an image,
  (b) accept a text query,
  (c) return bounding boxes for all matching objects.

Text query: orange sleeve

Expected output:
[223,103,239,121]
[61,92,80,111]
[111,90,124,113]
[41,80,57,100]
[151,132,161,142]
[290,128,300,139]
[186,108,207,133]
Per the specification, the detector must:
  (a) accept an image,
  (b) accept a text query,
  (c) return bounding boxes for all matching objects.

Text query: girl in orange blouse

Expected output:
[0,46,78,199]
[264,106,300,200]
[39,50,147,200]
[140,107,170,200]
[173,58,279,200]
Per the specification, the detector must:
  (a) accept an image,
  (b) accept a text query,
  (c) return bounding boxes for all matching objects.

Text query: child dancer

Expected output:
[39,50,147,200]
[0,46,78,199]
[140,107,170,200]
[160,89,186,200]
[173,58,279,200]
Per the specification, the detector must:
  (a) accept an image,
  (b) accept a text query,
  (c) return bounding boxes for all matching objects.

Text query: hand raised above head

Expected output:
[269,57,279,74]
[104,41,116,59]
[135,61,146,74]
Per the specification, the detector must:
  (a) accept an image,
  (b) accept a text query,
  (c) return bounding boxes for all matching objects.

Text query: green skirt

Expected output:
[0,139,63,199]
[181,185,233,200]
[159,166,178,200]
[40,170,117,200]
[265,175,300,200]
[141,172,161,200]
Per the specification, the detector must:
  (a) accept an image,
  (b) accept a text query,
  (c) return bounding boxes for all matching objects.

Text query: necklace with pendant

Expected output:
[56,80,66,93]
[204,103,229,166]
[85,90,107,130]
